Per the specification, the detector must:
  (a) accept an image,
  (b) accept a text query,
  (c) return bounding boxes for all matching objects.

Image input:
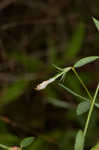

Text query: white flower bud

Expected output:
[36,78,55,90]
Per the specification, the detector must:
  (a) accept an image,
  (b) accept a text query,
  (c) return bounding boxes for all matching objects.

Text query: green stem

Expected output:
[0,144,10,150]
[54,67,71,80]
[72,67,93,101]
[54,71,65,79]
[83,83,99,138]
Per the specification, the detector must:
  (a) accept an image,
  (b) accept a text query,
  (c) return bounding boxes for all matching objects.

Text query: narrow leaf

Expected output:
[77,101,90,115]
[59,84,99,110]
[52,64,63,71]
[74,130,84,150]
[59,84,89,101]
[93,17,99,31]
[54,67,71,80]
[20,137,35,148]
[74,56,99,68]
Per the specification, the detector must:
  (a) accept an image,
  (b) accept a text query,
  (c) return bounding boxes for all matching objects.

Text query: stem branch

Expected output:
[72,67,92,101]
[83,83,99,138]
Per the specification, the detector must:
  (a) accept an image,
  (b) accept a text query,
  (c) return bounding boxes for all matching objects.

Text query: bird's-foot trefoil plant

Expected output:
[35,18,99,150]
[36,56,99,150]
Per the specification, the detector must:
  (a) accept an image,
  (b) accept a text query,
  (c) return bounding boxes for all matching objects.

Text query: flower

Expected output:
[36,78,55,90]
[35,66,72,90]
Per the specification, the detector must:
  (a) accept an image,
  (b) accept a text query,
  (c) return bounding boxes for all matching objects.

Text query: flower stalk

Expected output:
[36,67,71,90]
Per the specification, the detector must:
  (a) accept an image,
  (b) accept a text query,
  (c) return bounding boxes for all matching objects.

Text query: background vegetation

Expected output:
[0,0,99,150]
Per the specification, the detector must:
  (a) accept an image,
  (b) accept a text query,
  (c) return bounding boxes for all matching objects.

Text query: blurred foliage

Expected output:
[0,0,99,150]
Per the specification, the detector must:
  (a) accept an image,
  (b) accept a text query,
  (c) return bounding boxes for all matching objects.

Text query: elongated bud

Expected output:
[36,67,72,90]
[36,78,55,90]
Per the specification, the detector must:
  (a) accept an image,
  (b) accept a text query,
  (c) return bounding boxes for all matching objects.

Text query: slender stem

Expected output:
[54,71,65,79]
[72,67,93,101]
[83,83,99,138]
[0,144,10,150]
[69,67,99,146]
[54,67,71,80]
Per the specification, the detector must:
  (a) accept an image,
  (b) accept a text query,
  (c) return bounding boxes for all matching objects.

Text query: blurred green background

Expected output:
[0,0,99,150]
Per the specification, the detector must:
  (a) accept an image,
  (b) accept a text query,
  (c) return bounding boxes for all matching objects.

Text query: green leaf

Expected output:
[59,83,89,101]
[52,64,63,71]
[20,137,35,148]
[59,84,99,110]
[91,142,99,150]
[76,101,90,115]
[93,17,99,31]
[74,130,84,150]
[74,56,99,68]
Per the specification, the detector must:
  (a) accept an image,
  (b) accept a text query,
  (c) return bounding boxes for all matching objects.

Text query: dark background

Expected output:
[0,0,99,150]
